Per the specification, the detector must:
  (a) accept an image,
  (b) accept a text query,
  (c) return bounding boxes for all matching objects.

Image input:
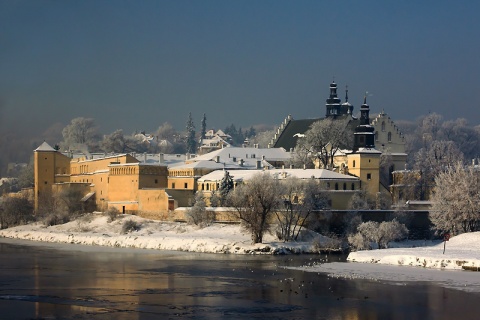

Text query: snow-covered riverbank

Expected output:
[347,232,480,270]
[0,213,340,255]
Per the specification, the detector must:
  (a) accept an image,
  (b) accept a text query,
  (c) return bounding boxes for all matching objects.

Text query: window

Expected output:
[154,179,158,184]
[172,183,175,189]
[351,183,355,190]
[388,132,392,142]
[184,182,188,189]
[367,173,371,180]
[335,183,338,190]
[343,183,346,190]
[375,131,379,141]
[352,160,356,168]
[326,182,330,189]
[381,121,385,131]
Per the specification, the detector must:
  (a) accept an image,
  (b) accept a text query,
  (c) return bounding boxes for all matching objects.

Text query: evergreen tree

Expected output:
[218,170,234,206]
[201,113,207,141]
[186,112,196,154]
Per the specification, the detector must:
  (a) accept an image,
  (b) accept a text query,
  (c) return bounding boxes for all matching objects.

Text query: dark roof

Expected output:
[273,115,360,150]
[274,118,320,150]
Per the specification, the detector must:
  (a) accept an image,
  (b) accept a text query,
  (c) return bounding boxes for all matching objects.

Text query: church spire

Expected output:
[360,92,370,126]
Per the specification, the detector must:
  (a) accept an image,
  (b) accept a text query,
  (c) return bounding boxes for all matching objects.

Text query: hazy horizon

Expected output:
[1,1,479,138]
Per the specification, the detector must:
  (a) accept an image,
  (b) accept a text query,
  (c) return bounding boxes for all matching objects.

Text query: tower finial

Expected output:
[345,85,349,102]
[363,91,368,104]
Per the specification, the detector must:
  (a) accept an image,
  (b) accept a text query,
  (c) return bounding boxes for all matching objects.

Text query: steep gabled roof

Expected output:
[273,115,359,151]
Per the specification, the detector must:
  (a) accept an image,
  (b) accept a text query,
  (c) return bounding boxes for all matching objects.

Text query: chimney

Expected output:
[159,153,164,164]
[215,156,220,163]
[144,152,147,163]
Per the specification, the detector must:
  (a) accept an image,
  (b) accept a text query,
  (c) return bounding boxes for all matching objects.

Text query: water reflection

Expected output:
[1,240,480,319]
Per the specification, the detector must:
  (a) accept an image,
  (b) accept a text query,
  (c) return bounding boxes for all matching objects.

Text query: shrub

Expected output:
[348,219,408,251]
[105,207,120,222]
[0,196,34,229]
[43,211,71,226]
[121,219,140,234]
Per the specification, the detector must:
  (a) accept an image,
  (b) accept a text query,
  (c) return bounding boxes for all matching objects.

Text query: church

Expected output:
[271,81,407,199]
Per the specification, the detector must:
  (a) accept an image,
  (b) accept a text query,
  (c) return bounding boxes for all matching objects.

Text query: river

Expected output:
[0,238,479,319]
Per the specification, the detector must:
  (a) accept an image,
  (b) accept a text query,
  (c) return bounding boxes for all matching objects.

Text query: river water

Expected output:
[1,238,479,320]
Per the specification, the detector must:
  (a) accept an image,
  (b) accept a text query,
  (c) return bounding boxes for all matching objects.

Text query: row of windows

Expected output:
[111,167,136,175]
[326,182,355,191]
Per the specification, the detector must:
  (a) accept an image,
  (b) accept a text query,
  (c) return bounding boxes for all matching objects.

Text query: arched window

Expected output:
[375,131,379,141]
[335,183,338,190]
[343,183,346,190]
[388,132,392,142]
[381,121,386,132]
[351,183,355,190]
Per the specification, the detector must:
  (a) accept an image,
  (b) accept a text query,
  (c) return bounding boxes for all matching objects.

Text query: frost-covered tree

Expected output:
[227,173,283,244]
[62,117,100,151]
[430,162,480,235]
[276,178,329,241]
[413,140,463,200]
[348,220,408,250]
[185,191,215,227]
[217,170,234,206]
[101,129,128,153]
[186,112,196,154]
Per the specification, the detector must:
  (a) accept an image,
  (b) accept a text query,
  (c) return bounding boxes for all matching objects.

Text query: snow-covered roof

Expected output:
[34,141,56,152]
[356,148,382,154]
[198,168,359,182]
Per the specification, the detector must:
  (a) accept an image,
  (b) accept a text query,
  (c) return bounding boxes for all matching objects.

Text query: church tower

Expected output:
[325,81,342,117]
[347,95,381,196]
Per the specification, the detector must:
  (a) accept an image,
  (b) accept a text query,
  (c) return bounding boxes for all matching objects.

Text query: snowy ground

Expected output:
[0,213,341,255]
[347,232,480,270]
[287,232,480,293]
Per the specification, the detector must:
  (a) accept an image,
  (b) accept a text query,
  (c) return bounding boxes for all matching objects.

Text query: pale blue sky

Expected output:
[1,0,479,135]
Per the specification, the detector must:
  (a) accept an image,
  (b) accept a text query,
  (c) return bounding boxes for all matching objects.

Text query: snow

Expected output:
[347,232,480,270]
[287,233,480,293]
[0,213,340,255]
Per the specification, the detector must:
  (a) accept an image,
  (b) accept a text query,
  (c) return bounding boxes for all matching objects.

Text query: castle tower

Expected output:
[34,142,71,212]
[347,95,381,196]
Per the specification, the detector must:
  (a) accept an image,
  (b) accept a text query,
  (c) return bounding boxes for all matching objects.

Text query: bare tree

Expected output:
[0,196,34,229]
[227,173,283,244]
[301,118,352,168]
[413,140,463,200]
[276,177,329,241]
[430,162,480,235]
